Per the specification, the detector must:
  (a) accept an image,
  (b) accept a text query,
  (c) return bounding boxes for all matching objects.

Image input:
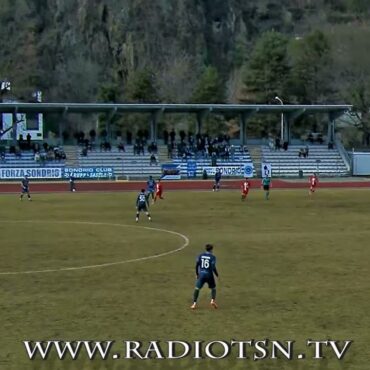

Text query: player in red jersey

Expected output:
[309,173,318,196]
[154,179,164,202]
[241,178,251,201]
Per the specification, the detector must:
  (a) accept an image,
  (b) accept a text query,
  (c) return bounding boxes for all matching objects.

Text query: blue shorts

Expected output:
[137,203,148,212]
[22,187,29,193]
[196,274,216,289]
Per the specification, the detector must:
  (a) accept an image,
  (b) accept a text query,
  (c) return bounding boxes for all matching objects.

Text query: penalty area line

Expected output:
[0,220,190,276]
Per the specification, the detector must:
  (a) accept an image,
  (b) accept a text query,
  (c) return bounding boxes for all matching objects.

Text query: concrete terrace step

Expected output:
[260,145,350,176]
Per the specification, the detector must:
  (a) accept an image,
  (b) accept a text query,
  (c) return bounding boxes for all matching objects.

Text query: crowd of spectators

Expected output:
[164,130,237,161]
[298,146,309,158]
[0,137,67,164]
[33,142,66,163]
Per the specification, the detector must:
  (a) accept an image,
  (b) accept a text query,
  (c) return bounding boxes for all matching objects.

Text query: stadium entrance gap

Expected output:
[0,102,352,144]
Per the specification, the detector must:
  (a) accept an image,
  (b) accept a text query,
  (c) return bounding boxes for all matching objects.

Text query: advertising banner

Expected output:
[63,167,114,179]
[202,164,254,178]
[0,167,62,179]
[161,163,181,180]
[261,163,272,178]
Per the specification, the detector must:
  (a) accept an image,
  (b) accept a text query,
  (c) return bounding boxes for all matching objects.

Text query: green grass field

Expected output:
[1,189,370,370]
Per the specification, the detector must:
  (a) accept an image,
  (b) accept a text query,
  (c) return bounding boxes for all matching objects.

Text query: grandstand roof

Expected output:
[0,102,352,116]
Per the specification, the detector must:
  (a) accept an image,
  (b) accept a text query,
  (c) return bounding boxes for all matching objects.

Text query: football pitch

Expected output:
[0,189,370,370]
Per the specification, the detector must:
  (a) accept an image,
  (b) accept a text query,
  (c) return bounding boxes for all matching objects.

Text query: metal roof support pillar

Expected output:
[150,110,163,142]
[327,114,336,144]
[107,107,117,141]
[58,121,63,145]
[150,113,157,142]
[150,110,163,143]
[240,113,247,145]
[283,113,290,144]
[196,112,203,135]
[11,110,18,146]
[59,107,68,145]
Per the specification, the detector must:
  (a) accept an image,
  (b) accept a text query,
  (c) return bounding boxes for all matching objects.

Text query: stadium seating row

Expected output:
[0,145,350,178]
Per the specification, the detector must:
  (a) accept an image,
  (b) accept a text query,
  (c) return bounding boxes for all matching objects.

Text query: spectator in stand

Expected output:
[18,134,24,150]
[268,137,275,150]
[211,151,217,166]
[150,153,157,166]
[283,141,289,151]
[84,138,90,151]
[139,142,145,155]
[170,129,176,144]
[43,142,49,152]
[188,132,194,146]
[298,148,304,158]
[224,146,230,160]
[25,133,31,149]
[275,137,281,150]
[81,147,88,156]
[308,132,314,144]
[179,130,186,143]
[305,145,309,157]
[328,141,334,150]
[32,142,39,153]
[0,151,5,162]
[53,146,60,160]
[100,141,111,151]
[163,130,169,145]
[148,142,157,154]
[118,141,125,152]
[34,152,40,163]
[317,133,324,144]
[48,149,55,161]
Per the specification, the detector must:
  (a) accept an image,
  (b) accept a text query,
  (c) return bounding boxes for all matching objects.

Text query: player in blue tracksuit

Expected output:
[212,169,222,191]
[20,175,31,201]
[136,189,152,222]
[191,244,219,309]
[146,176,156,203]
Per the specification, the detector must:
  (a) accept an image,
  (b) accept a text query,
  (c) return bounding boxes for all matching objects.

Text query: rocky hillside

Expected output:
[0,0,369,103]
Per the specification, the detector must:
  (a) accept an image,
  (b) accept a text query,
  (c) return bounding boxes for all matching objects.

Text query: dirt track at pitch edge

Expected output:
[0,179,369,193]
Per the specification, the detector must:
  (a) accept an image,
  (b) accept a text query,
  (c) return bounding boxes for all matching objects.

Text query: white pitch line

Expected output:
[0,220,190,276]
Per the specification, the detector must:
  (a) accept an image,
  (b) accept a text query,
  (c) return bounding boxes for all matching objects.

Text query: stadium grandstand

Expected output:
[0,102,352,179]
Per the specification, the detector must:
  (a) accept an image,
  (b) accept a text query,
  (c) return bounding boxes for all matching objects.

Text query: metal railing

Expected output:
[334,137,351,172]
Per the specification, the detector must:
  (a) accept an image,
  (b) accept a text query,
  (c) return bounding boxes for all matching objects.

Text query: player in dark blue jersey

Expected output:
[146,176,156,203]
[136,189,151,222]
[191,244,219,309]
[212,169,222,192]
[69,175,76,192]
[20,175,31,201]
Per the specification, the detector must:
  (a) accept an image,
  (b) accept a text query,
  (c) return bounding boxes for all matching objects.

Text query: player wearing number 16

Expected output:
[191,244,219,310]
